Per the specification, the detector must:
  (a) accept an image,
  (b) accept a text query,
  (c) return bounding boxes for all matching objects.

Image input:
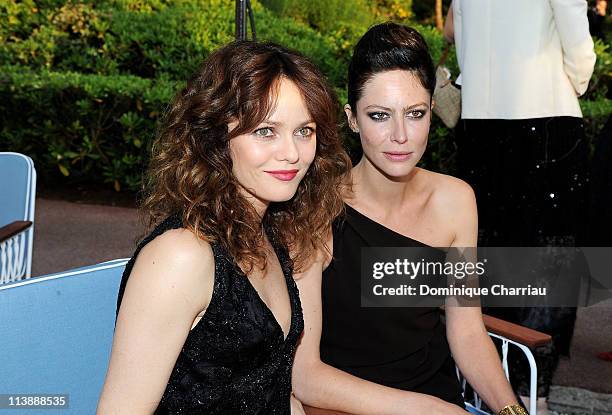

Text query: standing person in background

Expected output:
[588,0,608,40]
[445,0,596,413]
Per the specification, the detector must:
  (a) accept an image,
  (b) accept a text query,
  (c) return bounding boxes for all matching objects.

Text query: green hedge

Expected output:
[0,65,177,190]
[1,0,235,79]
[1,0,609,191]
[1,0,455,88]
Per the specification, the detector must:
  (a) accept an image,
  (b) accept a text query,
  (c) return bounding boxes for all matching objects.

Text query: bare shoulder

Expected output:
[140,227,214,267]
[100,228,215,413]
[418,169,478,246]
[126,227,215,313]
[420,169,476,212]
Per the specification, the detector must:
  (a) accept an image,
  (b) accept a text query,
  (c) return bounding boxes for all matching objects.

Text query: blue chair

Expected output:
[0,259,127,414]
[1,257,549,415]
[0,152,37,283]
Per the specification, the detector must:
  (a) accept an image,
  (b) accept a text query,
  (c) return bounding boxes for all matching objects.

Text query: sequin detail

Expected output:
[116,215,304,414]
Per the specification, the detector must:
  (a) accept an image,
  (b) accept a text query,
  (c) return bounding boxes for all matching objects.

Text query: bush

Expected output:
[0,0,608,191]
[581,98,612,155]
[0,64,177,190]
[584,38,612,101]
[0,0,236,80]
[259,0,372,32]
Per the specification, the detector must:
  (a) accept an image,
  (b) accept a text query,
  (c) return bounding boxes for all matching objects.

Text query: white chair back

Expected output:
[0,152,37,282]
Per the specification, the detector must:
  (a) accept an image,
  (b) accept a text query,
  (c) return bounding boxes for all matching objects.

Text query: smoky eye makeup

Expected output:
[406,108,427,118]
[367,111,390,121]
[366,109,428,121]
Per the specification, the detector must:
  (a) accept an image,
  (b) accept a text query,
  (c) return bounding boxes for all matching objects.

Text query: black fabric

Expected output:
[320,204,465,407]
[456,117,589,247]
[116,215,304,414]
[588,115,612,247]
[456,116,589,397]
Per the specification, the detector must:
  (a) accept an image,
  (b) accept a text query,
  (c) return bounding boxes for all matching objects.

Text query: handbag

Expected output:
[433,45,461,129]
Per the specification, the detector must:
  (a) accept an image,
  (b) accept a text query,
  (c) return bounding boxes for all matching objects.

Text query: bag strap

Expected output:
[438,44,450,67]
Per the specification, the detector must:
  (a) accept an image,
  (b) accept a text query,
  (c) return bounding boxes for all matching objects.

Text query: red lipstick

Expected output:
[265,169,299,181]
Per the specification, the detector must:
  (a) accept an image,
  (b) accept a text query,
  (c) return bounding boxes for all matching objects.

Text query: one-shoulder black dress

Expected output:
[115,215,304,414]
[320,204,464,407]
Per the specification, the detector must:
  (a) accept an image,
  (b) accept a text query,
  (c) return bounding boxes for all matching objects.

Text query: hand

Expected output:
[290,393,306,415]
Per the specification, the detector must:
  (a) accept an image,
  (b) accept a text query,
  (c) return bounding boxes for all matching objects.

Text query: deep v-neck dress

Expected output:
[115,215,304,414]
[320,203,464,407]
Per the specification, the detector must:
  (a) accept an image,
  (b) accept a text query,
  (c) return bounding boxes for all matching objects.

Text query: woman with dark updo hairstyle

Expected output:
[292,23,522,415]
[97,40,350,414]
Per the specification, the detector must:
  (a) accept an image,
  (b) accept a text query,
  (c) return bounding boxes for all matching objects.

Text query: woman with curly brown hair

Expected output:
[97,40,350,414]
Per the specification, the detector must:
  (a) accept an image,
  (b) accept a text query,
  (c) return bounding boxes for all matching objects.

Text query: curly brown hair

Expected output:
[141,40,351,272]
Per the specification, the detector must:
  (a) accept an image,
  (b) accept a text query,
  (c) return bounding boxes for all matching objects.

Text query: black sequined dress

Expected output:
[115,215,304,414]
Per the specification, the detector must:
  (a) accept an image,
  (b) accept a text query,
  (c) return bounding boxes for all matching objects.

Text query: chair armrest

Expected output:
[482,314,552,348]
[304,406,351,415]
[0,221,32,244]
[302,314,552,415]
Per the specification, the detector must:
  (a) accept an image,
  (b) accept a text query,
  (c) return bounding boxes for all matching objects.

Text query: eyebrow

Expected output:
[261,119,316,126]
[364,103,428,111]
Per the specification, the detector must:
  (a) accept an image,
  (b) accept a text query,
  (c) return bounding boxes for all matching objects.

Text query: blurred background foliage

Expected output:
[0,0,610,192]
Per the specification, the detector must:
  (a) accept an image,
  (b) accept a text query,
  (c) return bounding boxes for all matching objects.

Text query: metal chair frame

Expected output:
[460,332,539,415]
[0,152,36,283]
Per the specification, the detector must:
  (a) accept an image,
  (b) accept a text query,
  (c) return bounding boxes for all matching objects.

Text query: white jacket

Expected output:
[453,0,596,119]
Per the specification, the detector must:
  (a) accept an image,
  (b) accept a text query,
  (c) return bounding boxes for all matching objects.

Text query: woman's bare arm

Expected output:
[292,238,468,415]
[443,179,518,413]
[97,229,214,414]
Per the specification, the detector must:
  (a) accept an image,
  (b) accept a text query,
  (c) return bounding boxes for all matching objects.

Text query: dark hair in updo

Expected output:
[347,22,436,110]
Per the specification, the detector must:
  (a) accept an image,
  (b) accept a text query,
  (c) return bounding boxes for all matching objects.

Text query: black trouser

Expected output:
[588,115,612,247]
[455,117,589,397]
[456,117,589,247]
